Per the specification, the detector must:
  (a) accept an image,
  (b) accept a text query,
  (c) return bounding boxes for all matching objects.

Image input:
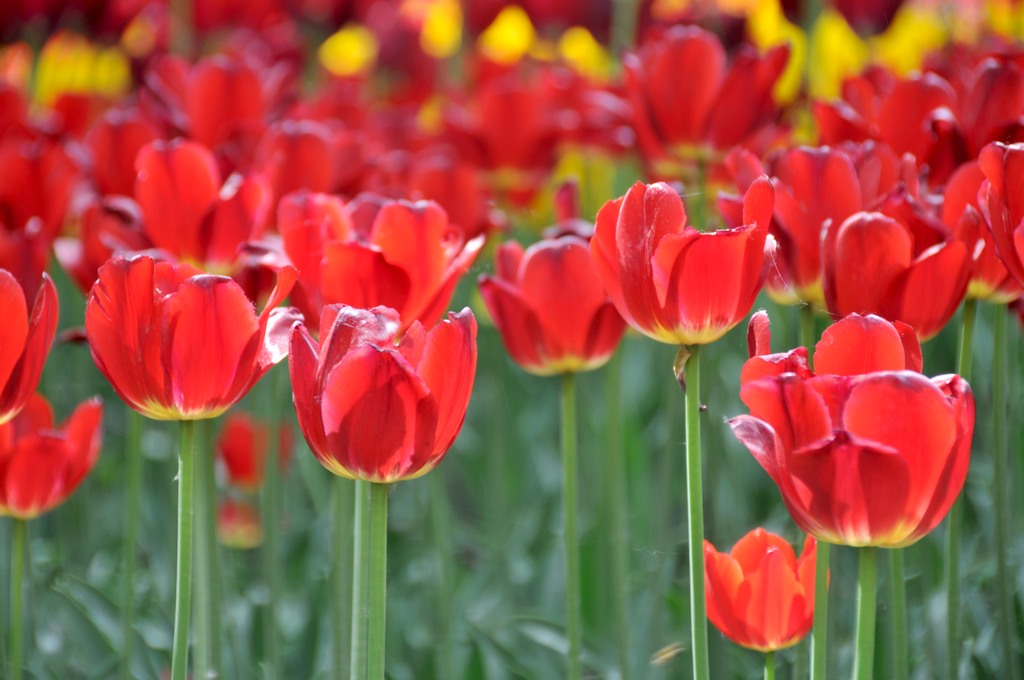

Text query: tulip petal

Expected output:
[288,324,331,469]
[823,212,911,318]
[893,241,970,340]
[415,308,478,457]
[814,314,911,375]
[0,270,29,398]
[320,346,437,482]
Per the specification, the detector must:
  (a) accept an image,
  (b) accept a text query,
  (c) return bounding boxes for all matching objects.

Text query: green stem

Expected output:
[562,372,582,680]
[682,346,709,680]
[992,304,1016,680]
[9,519,26,680]
[946,298,976,680]
[611,0,638,55]
[367,483,389,680]
[429,474,456,680]
[604,354,632,680]
[331,479,354,680]
[121,409,142,680]
[349,480,368,679]
[328,479,353,679]
[171,419,196,680]
[853,548,878,680]
[764,651,775,680]
[263,370,285,680]
[194,420,219,679]
[890,550,907,680]
[811,540,830,680]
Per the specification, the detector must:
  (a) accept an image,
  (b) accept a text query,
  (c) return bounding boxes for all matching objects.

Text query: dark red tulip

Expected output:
[833,0,907,35]
[85,107,161,197]
[705,530,817,653]
[289,305,477,483]
[591,177,774,345]
[0,394,103,520]
[479,235,626,375]
[730,313,973,548]
[85,254,300,420]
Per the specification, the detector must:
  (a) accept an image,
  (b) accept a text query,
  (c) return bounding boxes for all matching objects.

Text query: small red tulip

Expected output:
[55,196,150,294]
[590,177,773,345]
[730,313,974,548]
[85,254,300,420]
[85,108,160,197]
[216,498,262,549]
[0,270,58,425]
[0,137,79,243]
[704,529,817,653]
[0,394,103,520]
[217,411,292,492]
[289,305,477,483]
[479,236,626,375]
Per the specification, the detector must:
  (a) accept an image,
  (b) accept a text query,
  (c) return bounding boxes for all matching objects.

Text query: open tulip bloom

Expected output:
[704,528,817,679]
[0,270,58,425]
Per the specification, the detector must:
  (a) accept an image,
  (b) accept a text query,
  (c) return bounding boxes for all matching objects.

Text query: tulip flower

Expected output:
[135,139,271,273]
[0,394,103,519]
[591,176,774,346]
[479,235,625,375]
[822,207,971,340]
[290,304,476,678]
[290,304,476,483]
[0,137,79,244]
[55,196,150,294]
[704,529,817,653]
[980,142,1024,286]
[85,107,160,197]
[730,313,974,548]
[84,254,300,421]
[279,191,484,333]
[624,25,788,176]
[0,270,58,425]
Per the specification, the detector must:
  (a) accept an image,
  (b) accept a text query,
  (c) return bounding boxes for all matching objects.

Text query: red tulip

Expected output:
[980,142,1024,286]
[85,107,160,197]
[943,159,1022,303]
[834,0,906,34]
[217,411,292,491]
[85,254,300,420]
[55,196,150,294]
[822,206,971,340]
[0,270,58,425]
[479,235,626,375]
[730,313,974,548]
[279,191,484,333]
[0,137,79,243]
[704,529,817,653]
[590,177,774,345]
[135,139,271,273]
[625,26,788,174]
[0,394,103,520]
[289,305,477,483]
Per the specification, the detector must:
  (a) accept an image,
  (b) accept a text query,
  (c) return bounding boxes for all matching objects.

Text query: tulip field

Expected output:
[4,1,1024,679]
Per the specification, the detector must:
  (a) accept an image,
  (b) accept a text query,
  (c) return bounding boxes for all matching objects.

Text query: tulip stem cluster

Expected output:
[682,345,710,680]
[562,372,582,680]
[811,540,831,680]
[171,420,196,680]
[946,298,977,680]
[120,409,142,680]
[367,483,390,680]
[9,518,26,680]
[890,550,908,680]
[852,547,879,680]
